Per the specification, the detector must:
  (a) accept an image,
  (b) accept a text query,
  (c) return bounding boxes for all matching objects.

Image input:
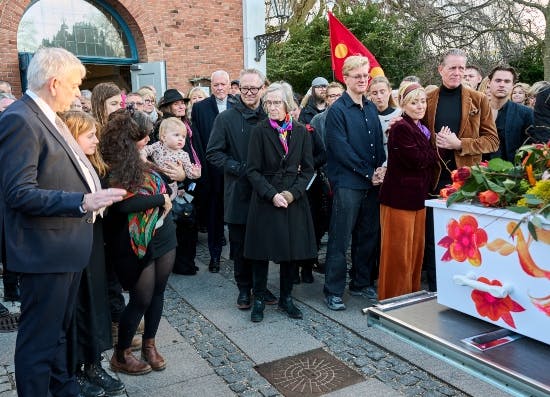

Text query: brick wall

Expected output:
[0,0,244,96]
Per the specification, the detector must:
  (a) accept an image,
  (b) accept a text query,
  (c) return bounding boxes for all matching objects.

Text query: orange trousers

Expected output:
[378,205,426,300]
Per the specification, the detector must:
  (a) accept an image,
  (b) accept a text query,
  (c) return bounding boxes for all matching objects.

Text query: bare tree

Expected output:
[384,0,548,79]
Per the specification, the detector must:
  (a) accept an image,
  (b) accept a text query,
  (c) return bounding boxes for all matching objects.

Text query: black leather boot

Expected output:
[250,298,265,322]
[300,264,314,283]
[278,296,303,319]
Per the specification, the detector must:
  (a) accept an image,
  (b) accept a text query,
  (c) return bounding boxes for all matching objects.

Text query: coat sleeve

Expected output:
[0,111,83,217]
[206,113,246,177]
[246,126,278,202]
[287,129,314,202]
[458,95,499,156]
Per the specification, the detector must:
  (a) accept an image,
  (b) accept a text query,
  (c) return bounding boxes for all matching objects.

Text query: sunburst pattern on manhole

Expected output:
[255,348,364,397]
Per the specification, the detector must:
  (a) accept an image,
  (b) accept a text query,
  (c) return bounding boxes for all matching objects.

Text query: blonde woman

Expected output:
[512,82,531,106]
[58,111,125,396]
[378,83,438,300]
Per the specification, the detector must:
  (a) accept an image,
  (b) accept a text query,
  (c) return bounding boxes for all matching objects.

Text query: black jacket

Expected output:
[298,96,325,126]
[206,96,267,224]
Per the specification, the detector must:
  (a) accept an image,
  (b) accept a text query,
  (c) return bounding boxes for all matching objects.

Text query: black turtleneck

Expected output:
[435,85,462,134]
[434,85,462,187]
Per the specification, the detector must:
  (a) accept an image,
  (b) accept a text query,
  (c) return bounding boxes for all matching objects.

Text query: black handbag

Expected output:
[172,195,195,224]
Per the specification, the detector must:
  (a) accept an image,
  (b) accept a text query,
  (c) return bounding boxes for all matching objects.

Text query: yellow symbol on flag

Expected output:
[334,43,348,59]
[370,66,384,78]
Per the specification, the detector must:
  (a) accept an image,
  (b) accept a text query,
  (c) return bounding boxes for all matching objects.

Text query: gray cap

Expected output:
[311,77,329,87]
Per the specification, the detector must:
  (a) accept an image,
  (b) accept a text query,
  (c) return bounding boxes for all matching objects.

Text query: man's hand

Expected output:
[82,188,126,212]
[436,126,462,150]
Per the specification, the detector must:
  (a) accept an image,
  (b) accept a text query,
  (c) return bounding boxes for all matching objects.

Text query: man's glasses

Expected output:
[240,86,262,95]
[327,93,342,99]
[313,85,328,89]
[347,74,370,80]
[144,99,154,104]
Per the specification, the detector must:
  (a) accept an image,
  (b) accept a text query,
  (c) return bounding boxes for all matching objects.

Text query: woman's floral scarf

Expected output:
[269,113,292,154]
[127,171,166,258]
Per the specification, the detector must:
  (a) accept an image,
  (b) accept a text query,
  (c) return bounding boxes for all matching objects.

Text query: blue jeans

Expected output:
[323,187,380,297]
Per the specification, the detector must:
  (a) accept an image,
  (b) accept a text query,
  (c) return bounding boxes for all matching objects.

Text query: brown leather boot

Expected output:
[112,322,141,351]
[110,346,152,375]
[141,338,166,371]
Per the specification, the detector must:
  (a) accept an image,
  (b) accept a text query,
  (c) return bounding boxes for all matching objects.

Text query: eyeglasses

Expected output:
[127,101,144,107]
[144,99,154,104]
[240,86,262,95]
[313,85,328,89]
[327,93,342,99]
[346,74,370,80]
[264,100,283,107]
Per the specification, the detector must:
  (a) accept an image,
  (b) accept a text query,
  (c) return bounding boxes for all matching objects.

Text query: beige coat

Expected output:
[424,85,499,185]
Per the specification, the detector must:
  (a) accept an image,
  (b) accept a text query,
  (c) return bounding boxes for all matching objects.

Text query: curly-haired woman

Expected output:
[100,108,175,375]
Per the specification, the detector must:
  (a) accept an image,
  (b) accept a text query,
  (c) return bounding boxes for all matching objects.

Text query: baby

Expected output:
[141,117,201,198]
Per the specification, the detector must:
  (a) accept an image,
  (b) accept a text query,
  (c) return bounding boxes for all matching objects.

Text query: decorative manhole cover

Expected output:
[255,348,364,396]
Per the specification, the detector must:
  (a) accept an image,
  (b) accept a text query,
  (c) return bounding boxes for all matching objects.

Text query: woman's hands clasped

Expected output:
[272,191,294,208]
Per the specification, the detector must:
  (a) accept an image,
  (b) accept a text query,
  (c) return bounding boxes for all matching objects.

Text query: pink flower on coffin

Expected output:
[438,215,488,266]
[471,277,525,328]
[530,294,550,316]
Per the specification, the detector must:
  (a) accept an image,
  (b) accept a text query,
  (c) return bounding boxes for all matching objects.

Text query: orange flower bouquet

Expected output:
[441,142,550,239]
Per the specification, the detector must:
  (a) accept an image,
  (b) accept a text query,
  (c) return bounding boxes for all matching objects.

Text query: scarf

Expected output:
[417,121,431,140]
[269,113,292,154]
[184,119,201,166]
[127,171,167,258]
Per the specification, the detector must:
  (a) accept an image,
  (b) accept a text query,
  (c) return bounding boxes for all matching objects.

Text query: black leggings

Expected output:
[117,249,175,350]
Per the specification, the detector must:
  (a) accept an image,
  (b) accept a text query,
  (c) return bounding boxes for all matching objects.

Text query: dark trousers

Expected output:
[173,219,198,273]
[16,271,82,397]
[228,223,253,292]
[2,267,19,294]
[206,191,224,262]
[105,259,125,323]
[252,260,294,300]
[324,187,380,297]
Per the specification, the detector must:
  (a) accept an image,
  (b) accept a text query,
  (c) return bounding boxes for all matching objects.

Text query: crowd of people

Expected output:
[2,46,550,397]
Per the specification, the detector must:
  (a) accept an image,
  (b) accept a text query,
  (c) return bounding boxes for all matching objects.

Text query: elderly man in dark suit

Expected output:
[192,70,232,273]
[0,47,125,397]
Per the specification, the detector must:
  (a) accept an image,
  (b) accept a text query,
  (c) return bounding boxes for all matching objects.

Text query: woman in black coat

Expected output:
[244,83,317,322]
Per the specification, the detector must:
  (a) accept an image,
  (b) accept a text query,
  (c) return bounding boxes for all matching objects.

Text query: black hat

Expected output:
[159,89,189,107]
[231,79,240,86]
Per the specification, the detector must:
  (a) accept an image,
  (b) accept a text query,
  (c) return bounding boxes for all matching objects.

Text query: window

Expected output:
[17,0,137,63]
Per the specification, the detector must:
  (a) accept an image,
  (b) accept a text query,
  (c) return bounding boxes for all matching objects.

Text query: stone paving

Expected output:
[162,249,468,397]
[0,231,513,396]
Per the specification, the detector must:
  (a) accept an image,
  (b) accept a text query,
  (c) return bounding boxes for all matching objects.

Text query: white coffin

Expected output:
[426,199,550,345]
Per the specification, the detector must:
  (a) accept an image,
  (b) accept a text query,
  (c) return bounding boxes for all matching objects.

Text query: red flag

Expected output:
[328,12,384,82]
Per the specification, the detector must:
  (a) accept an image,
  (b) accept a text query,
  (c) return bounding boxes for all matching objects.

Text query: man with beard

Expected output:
[299,77,328,126]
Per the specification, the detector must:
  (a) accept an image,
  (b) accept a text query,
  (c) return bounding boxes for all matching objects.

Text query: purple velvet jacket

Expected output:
[379,114,439,211]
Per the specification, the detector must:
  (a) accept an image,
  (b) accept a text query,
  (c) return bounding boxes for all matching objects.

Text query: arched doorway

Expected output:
[17,0,139,91]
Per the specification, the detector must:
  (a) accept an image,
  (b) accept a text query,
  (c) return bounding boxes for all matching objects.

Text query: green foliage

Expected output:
[446,160,527,208]
[266,3,424,95]
[510,43,544,84]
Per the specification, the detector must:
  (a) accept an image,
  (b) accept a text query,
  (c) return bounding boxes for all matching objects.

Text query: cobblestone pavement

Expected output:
[0,234,478,396]
[161,240,469,397]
